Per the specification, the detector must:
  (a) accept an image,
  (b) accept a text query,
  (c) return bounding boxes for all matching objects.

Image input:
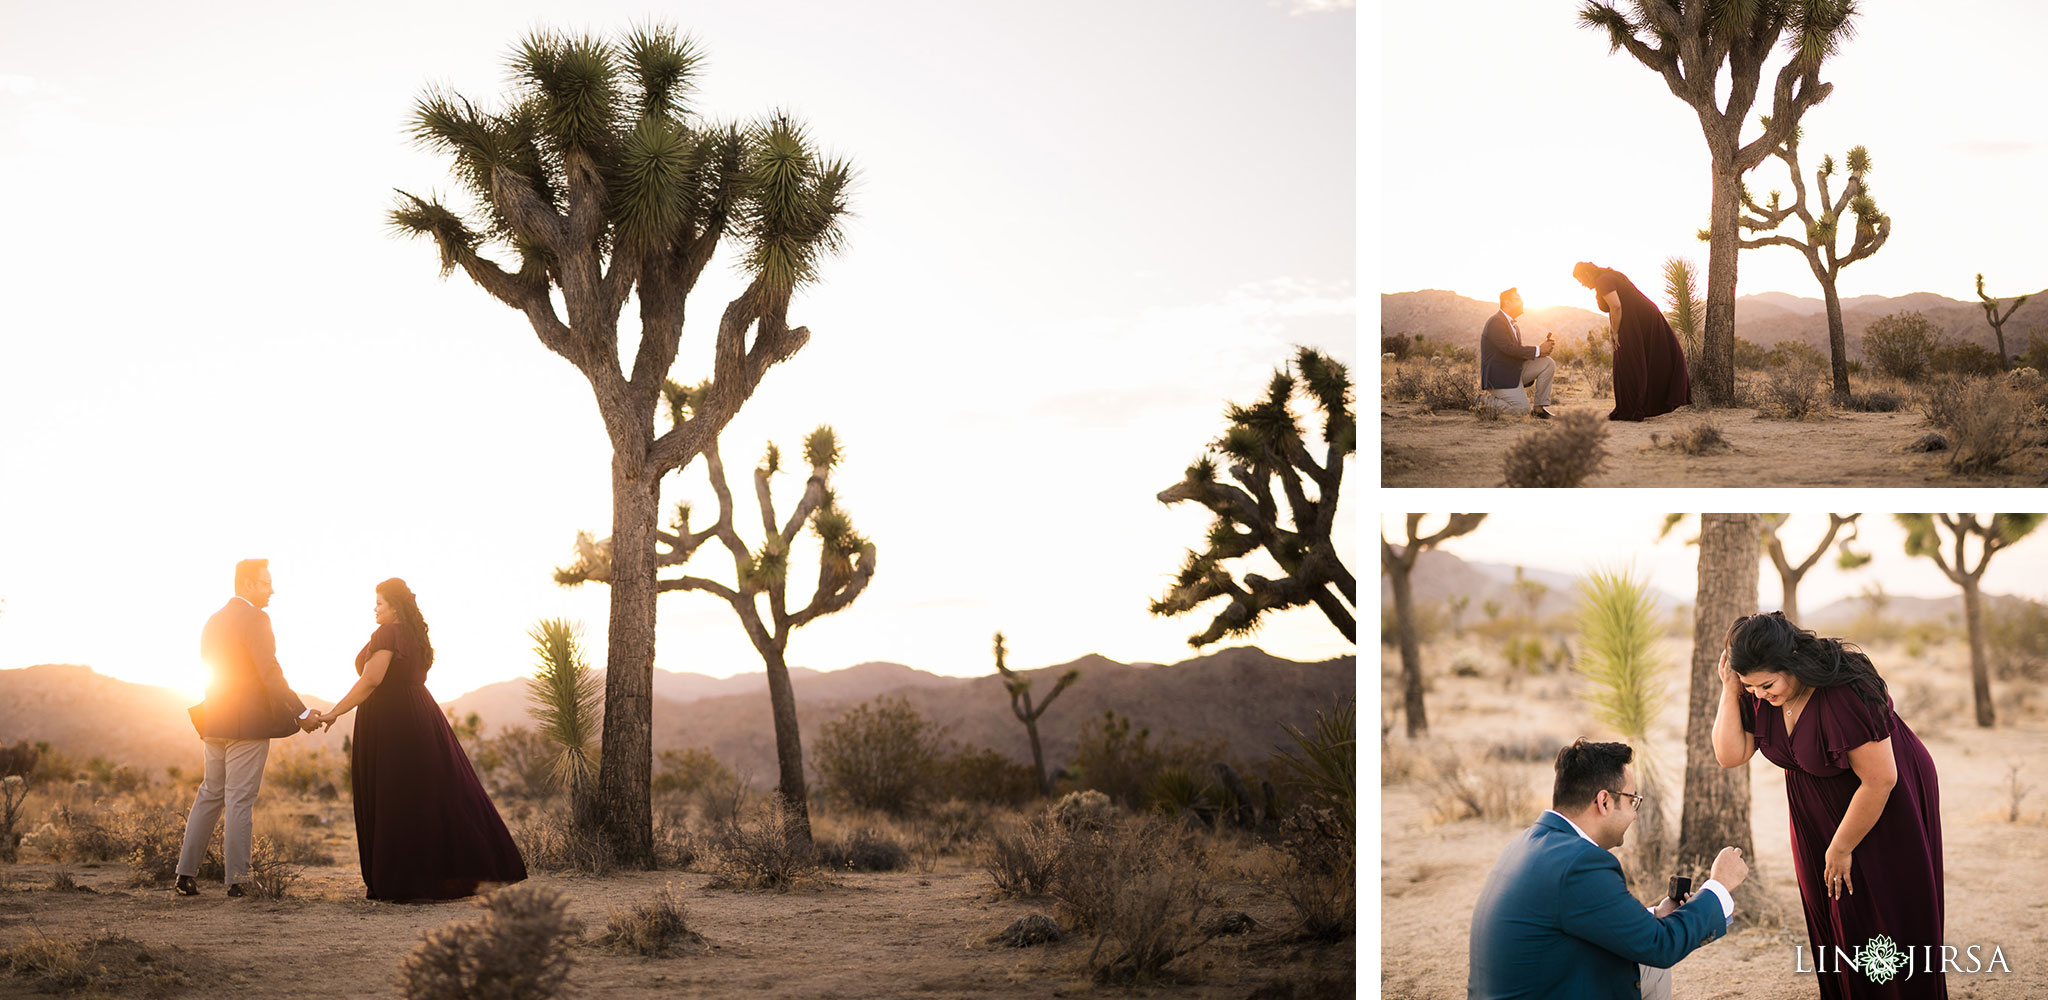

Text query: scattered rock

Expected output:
[1202,910,1259,937]
[988,913,1063,948]
[1904,432,1950,453]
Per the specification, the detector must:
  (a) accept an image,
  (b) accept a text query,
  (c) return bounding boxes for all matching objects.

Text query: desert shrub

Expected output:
[1863,311,1940,381]
[0,741,39,780]
[1426,748,1534,823]
[1052,815,1217,984]
[122,798,199,885]
[1755,356,1830,419]
[1764,339,1828,369]
[983,813,1065,898]
[816,827,910,872]
[928,744,1039,807]
[1269,805,1354,940]
[1065,710,1222,810]
[0,933,207,996]
[1732,337,1771,370]
[1930,378,2032,473]
[1842,386,1906,412]
[1550,330,1611,368]
[1052,789,1118,831]
[594,884,703,956]
[265,744,345,798]
[472,727,559,801]
[2025,335,2048,375]
[1987,598,2048,682]
[0,776,26,863]
[82,756,150,794]
[1380,334,1409,361]
[1502,410,1608,488]
[1386,362,1474,413]
[707,796,821,891]
[399,884,580,1000]
[512,808,615,875]
[1933,339,2004,376]
[1658,417,1729,454]
[652,746,736,798]
[1145,766,1219,824]
[49,804,124,862]
[910,798,995,859]
[813,697,943,815]
[1272,701,1354,838]
[245,836,301,899]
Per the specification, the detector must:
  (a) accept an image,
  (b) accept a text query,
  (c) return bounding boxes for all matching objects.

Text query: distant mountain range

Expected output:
[0,648,1355,782]
[1381,288,2048,358]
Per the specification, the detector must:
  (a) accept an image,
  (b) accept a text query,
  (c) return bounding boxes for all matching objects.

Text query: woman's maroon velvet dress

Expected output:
[351,623,526,900]
[1743,683,1946,998]
[1590,268,1692,420]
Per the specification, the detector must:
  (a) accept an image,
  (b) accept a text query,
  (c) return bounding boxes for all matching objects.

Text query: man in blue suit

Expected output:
[1468,739,1749,1000]
[1479,288,1557,418]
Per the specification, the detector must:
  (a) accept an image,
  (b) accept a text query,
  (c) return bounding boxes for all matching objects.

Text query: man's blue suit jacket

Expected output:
[1479,312,1540,391]
[1467,811,1727,1000]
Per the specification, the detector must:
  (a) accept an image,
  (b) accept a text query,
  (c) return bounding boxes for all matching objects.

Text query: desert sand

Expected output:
[1380,365,2048,487]
[1380,637,2048,999]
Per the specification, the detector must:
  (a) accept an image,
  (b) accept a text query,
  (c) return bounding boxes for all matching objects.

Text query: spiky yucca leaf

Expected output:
[526,618,602,794]
[1573,567,1669,777]
[512,31,623,154]
[389,192,482,278]
[612,115,697,247]
[1661,257,1702,352]
[759,442,781,475]
[1275,700,1354,837]
[803,425,840,470]
[621,24,701,120]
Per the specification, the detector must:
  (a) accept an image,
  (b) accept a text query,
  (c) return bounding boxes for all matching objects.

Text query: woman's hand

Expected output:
[1717,647,1740,691]
[1823,846,1854,900]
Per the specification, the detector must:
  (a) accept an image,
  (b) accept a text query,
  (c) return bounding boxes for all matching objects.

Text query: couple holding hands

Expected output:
[1469,613,1947,999]
[175,559,526,901]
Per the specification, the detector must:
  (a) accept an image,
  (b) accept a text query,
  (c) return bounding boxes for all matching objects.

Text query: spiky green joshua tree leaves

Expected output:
[1897,514,2043,728]
[1738,135,1891,397]
[1975,275,2032,370]
[557,421,876,847]
[526,619,602,826]
[1662,257,1704,365]
[1574,566,1672,877]
[1579,0,1861,406]
[991,632,1079,798]
[1153,347,1355,648]
[392,25,854,866]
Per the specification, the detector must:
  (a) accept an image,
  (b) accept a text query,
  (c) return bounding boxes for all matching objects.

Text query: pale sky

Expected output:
[0,0,1358,703]
[1381,1,2048,311]
[1380,511,2048,615]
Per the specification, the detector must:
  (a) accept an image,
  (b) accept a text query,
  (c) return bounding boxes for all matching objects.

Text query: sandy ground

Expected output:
[1379,365,2048,487]
[0,825,1353,999]
[1378,637,2048,999]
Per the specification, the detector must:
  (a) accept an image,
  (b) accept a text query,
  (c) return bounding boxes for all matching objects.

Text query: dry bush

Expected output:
[264,744,346,798]
[1656,417,1728,455]
[1501,410,1608,488]
[1052,815,1218,985]
[706,796,822,891]
[245,836,301,899]
[908,798,995,861]
[594,884,705,957]
[815,827,910,872]
[1893,681,1961,739]
[511,804,615,875]
[813,697,944,815]
[1842,385,1907,412]
[1379,736,1426,786]
[1938,379,2033,473]
[124,797,210,886]
[982,812,1065,898]
[1426,748,1534,824]
[1386,362,1475,413]
[48,872,93,893]
[1755,357,1830,419]
[1050,789,1118,831]
[399,884,580,1000]
[1,932,209,996]
[0,775,26,863]
[1269,805,1354,941]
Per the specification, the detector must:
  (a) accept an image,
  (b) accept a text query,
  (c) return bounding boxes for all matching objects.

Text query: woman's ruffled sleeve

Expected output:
[1738,689,1758,735]
[1817,684,1895,770]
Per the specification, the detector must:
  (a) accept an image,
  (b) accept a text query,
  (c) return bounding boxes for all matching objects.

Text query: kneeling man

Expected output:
[1468,739,1748,1000]
[1480,287,1556,417]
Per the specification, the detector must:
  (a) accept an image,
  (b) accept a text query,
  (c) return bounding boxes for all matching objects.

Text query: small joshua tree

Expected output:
[1738,135,1892,398]
[1662,256,1704,377]
[1898,514,2043,728]
[992,632,1078,797]
[1381,514,1488,738]
[526,619,602,828]
[1152,347,1354,647]
[1977,274,2031,369]
[557,412,876,848]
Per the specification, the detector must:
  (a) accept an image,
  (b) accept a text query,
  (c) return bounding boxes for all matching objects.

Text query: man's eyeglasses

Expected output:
[1605,789,1643,809]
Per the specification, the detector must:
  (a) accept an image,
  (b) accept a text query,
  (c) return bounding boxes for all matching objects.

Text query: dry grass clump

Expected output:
[1269,805,1354,941]
[1,932,213,996]
[399,884,580,1000]
[1921,376,2033,473]
[0,776,26,863]
[1842,385,1907,412]
[1425,748,1534,824]
[1501,410,1608,487]
[1754,358,1831,419]
[981,812,1064,898]
[1386,363,1475,414]
[513,808,616,875]
[815,827,910,872]
[706,796,823,891]
[1655,417,1729,455]
[244,836,302,899]
[593,884,705,957]
[1053,814,1218,984]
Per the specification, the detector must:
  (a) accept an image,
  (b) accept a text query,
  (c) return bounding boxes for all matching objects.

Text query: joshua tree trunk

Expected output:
[1701,144,1743,404]
[1820,281,1848,398]
[595,452,660,863]
[1390,564,1428,739]
[1962,581,1993,729]
[760,641,813,846]
[1677,514,1758,897]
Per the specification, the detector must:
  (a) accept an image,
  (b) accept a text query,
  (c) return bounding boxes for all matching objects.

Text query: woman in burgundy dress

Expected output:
[1713,612,1945,999]
[316,578,525,900]
[1572,261,1692,420]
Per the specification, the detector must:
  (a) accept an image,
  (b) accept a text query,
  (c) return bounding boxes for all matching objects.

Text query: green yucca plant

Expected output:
[1573,566,1671,880]
[1275,700,1355,838]
[1662,256,1703,366]
[527,619,602,822]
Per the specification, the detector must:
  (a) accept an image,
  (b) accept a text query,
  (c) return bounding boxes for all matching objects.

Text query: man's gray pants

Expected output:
[177,737,271,884]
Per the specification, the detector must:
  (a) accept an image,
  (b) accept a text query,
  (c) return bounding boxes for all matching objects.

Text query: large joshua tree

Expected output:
[1738,139,1891,398]
[558,418,876,847]
[1579,1,1861,405]
[1677,514,1759,896]
[1759,512,1866,623]
[1380,514,1487,738]
[1976,275,2031,369]
[991,632,1078,797]
[391,26,853,865]
[1153,347,1355,646]
[1897,514,2043,728]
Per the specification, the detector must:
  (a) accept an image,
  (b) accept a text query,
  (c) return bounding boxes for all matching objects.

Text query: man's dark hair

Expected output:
[234,559,269,591]
[1498,287,1519,307]
[1552,738,1632,811]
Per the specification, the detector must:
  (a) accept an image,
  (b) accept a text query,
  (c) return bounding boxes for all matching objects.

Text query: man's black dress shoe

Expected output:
[175,875,199,896]
[225,883,247,898]
[1533,408,1553,419]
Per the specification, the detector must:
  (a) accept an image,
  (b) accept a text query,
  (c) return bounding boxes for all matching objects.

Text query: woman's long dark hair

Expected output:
[1726,611,1886,714]
[375,577,434,669]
